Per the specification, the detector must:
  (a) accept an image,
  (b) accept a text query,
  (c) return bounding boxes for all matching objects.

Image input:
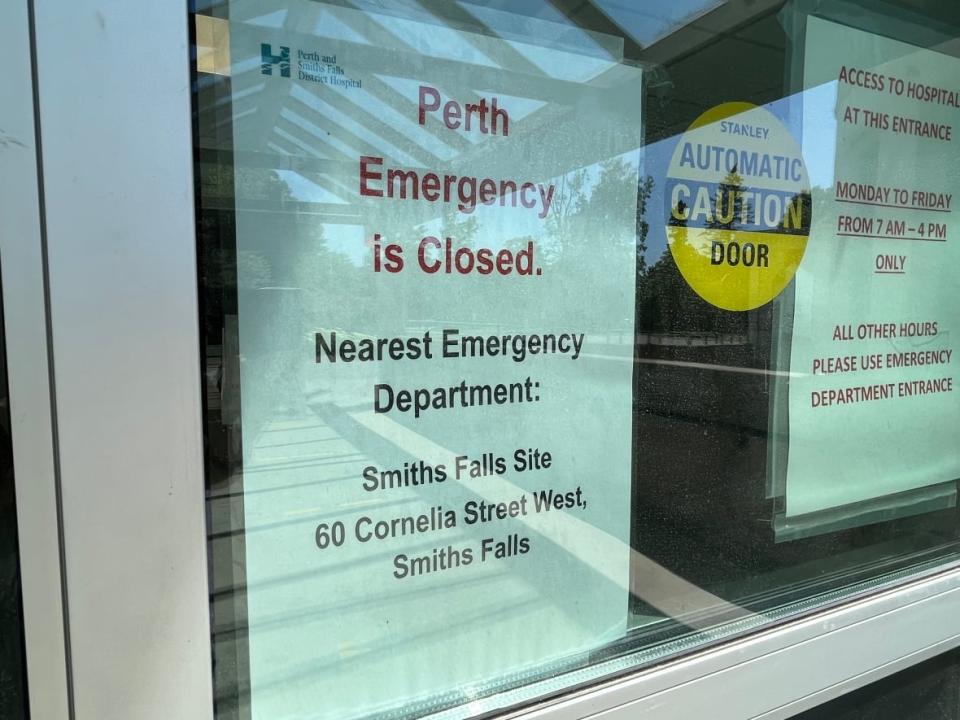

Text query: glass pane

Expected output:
[192,1,960,718]
[0,271,30,719]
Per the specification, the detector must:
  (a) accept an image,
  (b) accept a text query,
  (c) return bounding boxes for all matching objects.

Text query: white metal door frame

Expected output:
[0,2,71,718]
[26,1,215,719]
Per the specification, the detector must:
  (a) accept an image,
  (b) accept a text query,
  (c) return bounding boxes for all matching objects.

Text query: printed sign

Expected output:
[666,101,812,311]
[786,17,960,517]
[227,2,643,717]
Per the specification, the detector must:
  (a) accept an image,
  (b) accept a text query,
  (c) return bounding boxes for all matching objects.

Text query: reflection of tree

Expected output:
[636,175,654,276]
[638,250,682,332]
[638,248,747,334]
[291,218,359,330]
[545,158,649,328]
[357,192,461,329]
[197,165,297,316]
[198,165,295,299]
[668,198,687,228]
[776,191,812,233]
[642,169,756,334]
[202,165,294,204]
[546,169,587,264]
[441,202,478,246]
[639,166,757,333]
[707,167,750,231]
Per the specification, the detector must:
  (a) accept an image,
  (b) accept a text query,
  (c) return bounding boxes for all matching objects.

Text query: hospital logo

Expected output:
[260,44,290,77]
[259,40,361,89]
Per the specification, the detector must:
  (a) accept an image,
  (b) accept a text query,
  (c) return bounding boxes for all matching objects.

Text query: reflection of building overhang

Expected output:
[633,0,785,66]
[198,1,644,227]
[196,0,796,227]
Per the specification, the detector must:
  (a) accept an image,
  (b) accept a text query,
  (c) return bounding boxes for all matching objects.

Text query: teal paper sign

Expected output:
[228,2,643,717]
[787,17,960,517]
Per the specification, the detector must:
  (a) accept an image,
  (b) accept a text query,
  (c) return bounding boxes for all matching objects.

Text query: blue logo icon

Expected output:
[261,43,290,77]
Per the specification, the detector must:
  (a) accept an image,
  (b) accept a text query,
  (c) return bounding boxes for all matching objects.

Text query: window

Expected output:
[192,2,960,718]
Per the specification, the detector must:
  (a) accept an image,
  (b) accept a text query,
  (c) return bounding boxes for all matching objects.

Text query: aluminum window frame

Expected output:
[0,2,71,718]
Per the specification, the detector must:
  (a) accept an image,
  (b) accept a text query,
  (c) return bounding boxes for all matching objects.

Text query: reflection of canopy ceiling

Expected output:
[197,0,789,219]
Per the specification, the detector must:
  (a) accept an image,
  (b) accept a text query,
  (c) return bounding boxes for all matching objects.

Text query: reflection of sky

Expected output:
[799,82,839,188]
[458,3,616,60]
[366,13,500,68]
[321,223,366,264]
[455,0,724,53]
[245,8,286,29]
[312,9,369,44]
[506,44,617,83]
[592,0,726,47]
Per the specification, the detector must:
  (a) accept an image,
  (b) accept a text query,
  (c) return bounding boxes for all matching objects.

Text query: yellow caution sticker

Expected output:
[666,102,812,311]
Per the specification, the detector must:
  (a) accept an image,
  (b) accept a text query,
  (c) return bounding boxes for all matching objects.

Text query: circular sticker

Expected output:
[665,102,812,311]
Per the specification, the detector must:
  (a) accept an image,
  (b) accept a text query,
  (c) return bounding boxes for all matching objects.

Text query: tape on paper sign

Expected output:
[665,102,812,311]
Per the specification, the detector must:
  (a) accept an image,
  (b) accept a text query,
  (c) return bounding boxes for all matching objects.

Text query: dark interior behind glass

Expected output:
[0,269,30,719]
